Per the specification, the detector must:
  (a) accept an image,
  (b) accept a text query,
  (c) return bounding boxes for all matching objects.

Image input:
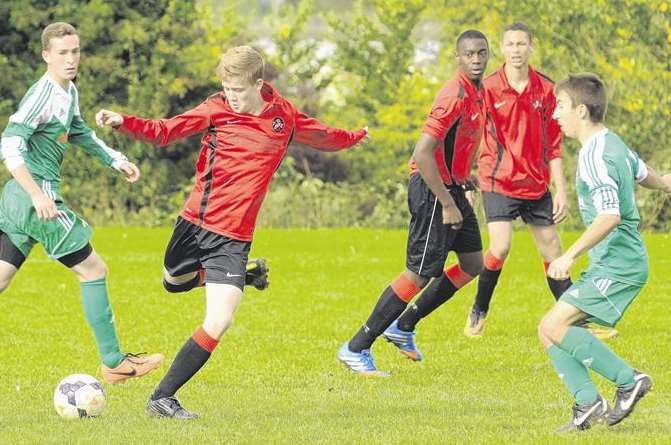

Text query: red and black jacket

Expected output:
[409,70,486,185]
[118,82,366,241]
[478,65,562,199]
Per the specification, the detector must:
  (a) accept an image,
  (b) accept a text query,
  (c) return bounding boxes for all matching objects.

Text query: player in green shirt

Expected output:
[0,22,162,383]
[539,73,671,431]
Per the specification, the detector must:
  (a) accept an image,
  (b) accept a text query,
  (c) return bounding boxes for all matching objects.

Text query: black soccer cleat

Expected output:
[607,370,652,426]
[556,394,609,432]
[245,258,269,290]
[147,396,199,419]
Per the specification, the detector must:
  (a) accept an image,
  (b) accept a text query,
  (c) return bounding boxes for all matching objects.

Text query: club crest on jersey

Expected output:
[272,117,285,133]
[532,99,542,110]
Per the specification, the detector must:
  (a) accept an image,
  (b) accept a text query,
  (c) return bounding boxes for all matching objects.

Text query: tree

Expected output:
[0,0,245,225]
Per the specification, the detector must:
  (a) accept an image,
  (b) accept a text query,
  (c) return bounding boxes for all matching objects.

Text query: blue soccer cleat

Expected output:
[337,343,389,377]
[382,320,423,362]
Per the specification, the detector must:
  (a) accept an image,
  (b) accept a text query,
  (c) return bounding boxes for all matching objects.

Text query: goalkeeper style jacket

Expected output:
[118,82,366,241]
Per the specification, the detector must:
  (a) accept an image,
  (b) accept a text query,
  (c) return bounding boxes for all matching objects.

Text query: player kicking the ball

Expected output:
[97,45,368,418]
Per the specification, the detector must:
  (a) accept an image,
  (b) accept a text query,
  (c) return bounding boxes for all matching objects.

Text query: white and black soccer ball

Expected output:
[53,374,106,419]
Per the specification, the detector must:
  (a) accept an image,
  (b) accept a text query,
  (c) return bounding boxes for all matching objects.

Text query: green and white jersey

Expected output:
[0,73,126,200]
[576,128,649,285]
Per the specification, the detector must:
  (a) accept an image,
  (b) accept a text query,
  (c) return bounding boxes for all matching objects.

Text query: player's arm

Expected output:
[545,92,568,223]
[0,96,58,219]
[548,153,621,279]
[69,114,140,183]
[413,133,461,227]
[416,90,463,227]
[293,112,368,151]
[547,213,620,280]
[96,98,213,147]
[639,167,671,192]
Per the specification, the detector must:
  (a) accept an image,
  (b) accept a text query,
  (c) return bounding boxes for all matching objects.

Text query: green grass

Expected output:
[1,228,670,444]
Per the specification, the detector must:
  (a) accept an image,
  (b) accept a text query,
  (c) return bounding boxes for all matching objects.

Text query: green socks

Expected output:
[80,278,124,368]
[559,326,635,388]
[547,345,598,405]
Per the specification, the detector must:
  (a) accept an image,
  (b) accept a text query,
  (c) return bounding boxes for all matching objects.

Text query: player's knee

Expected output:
[538,315,561,344]
[203,316,233,339]
[490,245,510,261]
[461,259,483,277]
[163,274,200,293]
[0,277,12,293]
[403,270,429,289]
[82,259,107,281]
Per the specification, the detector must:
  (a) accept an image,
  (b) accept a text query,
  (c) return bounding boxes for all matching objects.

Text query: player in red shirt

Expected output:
[464,23,615,339]
[97,46,367,417]
[338,30,489,376]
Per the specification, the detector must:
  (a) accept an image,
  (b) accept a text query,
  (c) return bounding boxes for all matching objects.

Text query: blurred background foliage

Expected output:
[0,0,669,229]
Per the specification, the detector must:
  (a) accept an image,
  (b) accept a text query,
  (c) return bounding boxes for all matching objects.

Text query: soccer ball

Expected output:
[53,374,106,419]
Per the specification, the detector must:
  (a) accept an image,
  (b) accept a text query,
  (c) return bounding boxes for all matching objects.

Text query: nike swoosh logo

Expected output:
[620,380,643,411]
[494,101,506,109]
[574,400,603,425]
[226,272,242,277]
[109,368,137,377]
[471,113,479,121]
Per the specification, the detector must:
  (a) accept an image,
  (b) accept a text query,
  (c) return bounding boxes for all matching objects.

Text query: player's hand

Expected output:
[464,175,479,191]
[552,189,569,223]
[354,126,371,148]
[95,109,123,128]
[115,160,141,183]
[547,254,573,280]
[31,191,58,220]
[465,190,476,207]
[442,201,463,229]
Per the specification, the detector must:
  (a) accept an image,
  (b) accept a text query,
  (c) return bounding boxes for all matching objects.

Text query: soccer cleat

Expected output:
[101,352,164,384]
[337,343,389,377]
[607,370,652,426]
[382,320,423,361]
[147,396,199,419]
[556,394,609,432]
[464,307,487,337]
[587,324,619,340]
[246,258,269,290]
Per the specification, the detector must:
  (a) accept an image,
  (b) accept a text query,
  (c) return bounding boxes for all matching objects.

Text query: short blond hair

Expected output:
[42,22,78,51]
[217,46,264,84]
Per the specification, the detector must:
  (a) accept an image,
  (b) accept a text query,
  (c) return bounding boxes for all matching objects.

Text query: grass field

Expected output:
[1,227,670,444]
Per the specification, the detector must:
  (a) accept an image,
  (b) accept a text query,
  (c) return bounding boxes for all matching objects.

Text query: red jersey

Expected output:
[118,82,366,241]
[409,71,486,185]
[478,65,562,199]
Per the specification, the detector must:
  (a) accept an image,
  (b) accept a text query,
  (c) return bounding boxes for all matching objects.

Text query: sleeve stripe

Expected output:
[90,130,126,162]
[584,134,618,191]
[15,81,47,123]
[25,83,53,127]
[13,80,51,127]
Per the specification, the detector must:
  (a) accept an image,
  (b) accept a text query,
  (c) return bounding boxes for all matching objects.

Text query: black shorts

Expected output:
[482,191,554,225]
[0,231,26,269]
[405,174,482,278]
[164,217,251,290]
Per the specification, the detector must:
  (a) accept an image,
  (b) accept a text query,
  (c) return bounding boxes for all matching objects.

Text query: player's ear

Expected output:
[254,78,263,91]
[577,104,589,120]
[42,50,50,64]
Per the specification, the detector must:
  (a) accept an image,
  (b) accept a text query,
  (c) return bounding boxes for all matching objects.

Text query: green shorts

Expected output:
[560,274,643,327]
[0,179,92,260]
